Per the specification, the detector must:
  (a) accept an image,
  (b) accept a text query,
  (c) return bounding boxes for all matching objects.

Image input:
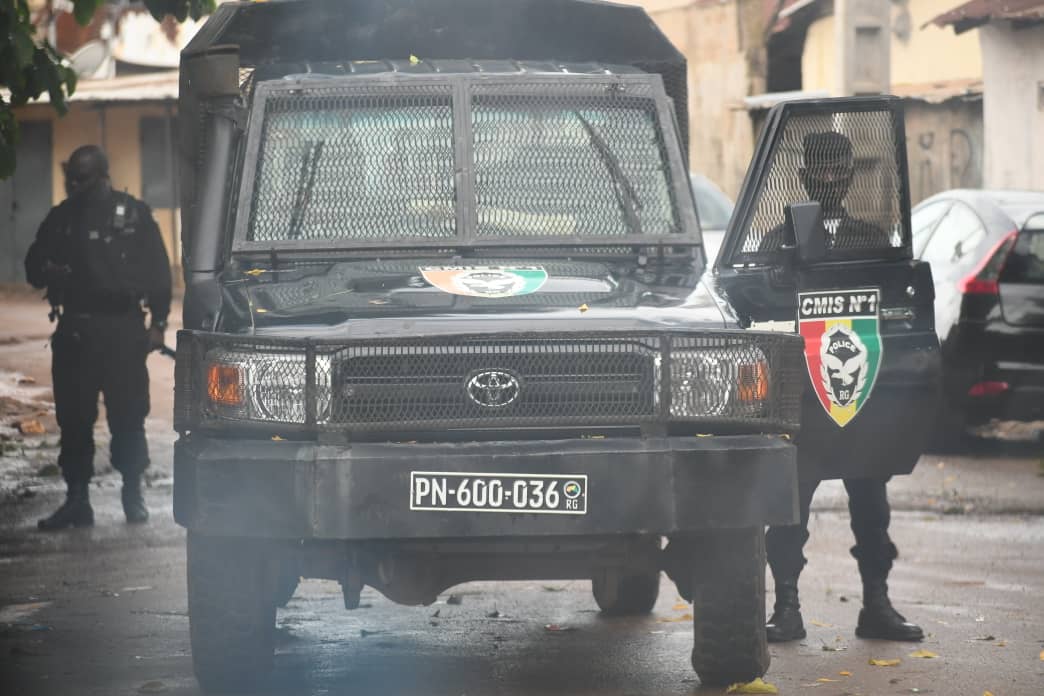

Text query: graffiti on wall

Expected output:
[905,101,983,204]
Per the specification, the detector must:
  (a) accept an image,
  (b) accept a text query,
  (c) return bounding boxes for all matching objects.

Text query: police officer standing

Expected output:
[762,132,924,643]
[25,145,171,531]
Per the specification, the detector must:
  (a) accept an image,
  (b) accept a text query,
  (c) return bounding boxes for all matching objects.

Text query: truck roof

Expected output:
[181,0,687,146]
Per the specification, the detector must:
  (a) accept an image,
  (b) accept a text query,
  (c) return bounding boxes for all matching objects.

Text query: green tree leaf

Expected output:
[1,0,214,179]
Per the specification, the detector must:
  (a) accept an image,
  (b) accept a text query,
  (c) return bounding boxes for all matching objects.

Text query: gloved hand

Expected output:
[147,325,166,353]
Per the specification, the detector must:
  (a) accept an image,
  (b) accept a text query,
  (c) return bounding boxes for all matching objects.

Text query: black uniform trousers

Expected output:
[51,311,151,486]
[766,468,897,582]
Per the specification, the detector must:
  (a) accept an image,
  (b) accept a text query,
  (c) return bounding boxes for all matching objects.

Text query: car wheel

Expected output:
[187,532,276,693]
[592,569,661,616]
[688,527,769,687]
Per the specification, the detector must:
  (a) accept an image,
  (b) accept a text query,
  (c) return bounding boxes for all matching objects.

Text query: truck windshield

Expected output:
[246,94,679,244]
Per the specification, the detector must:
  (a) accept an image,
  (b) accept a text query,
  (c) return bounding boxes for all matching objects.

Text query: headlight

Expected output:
[205,350,331,424]
[656,347,769,418]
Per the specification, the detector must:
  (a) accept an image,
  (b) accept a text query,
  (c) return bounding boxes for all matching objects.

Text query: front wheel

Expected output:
[187,532,277,693]
[686,528,770,687]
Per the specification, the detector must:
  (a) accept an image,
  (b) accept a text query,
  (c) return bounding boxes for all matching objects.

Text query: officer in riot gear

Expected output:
[762,131,924,643]
[25,145,171,530]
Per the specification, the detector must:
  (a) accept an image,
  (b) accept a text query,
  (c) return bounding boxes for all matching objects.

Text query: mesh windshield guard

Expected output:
[719,97,912,267]
[232,73,699,253]
[175,329,804,434]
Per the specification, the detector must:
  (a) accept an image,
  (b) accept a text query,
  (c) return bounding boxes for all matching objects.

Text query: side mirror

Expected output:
[785,201,828,266]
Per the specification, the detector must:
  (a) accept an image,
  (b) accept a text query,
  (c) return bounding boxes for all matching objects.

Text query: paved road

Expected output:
[1,291,1043,695]
[2,448,1043,696]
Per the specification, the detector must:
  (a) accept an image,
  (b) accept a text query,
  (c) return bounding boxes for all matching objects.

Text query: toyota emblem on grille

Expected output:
[466,370,520,408]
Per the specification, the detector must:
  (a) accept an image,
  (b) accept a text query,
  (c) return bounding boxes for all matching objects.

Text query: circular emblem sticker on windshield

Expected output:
[419,266,548,298]
[466,370,521,408]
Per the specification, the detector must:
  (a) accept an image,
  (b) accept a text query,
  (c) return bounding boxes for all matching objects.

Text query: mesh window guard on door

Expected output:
[724,99,912,267]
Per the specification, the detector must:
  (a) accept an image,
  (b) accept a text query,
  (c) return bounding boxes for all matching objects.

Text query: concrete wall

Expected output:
[904,98,983,204]
[803,0,983,93]
[979,22,1044,191]
[14,102,182,283]
[638,0,770,197]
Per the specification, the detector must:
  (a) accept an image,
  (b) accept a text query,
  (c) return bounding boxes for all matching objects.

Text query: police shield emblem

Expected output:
[798,288,882,427]
[419,266,548,298]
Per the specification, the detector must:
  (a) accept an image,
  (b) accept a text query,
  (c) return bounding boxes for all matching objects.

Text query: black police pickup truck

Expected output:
[173,0,940,690]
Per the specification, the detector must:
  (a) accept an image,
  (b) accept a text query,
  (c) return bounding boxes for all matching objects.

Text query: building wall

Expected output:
[980,22,1044,191]
[637,0,770,197]
[904,98,983,204]
[13,101,182,285]
[803,0,983,93]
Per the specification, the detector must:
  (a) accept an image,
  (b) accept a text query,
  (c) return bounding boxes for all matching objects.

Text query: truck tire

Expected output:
[187,532,277,693]
[688,527,769,687]
[592,569,661,616]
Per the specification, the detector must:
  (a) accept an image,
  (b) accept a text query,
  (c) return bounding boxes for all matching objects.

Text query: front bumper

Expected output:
[174,434,797,539]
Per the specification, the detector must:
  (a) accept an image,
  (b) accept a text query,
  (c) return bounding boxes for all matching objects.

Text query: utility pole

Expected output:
[835,0,892,95]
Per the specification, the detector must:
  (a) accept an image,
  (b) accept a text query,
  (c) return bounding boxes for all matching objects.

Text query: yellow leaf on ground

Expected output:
[816,677,839,683]
[244,268,265,276]
[996,641,1007,647]
[869,658,901,667]
[1039,649,1044,660]
[809,619,833,628]
[656,613,693,623]
[984,692,994,696]
[839,671,852,677]
[726,678,778,694]
[18,419,46,436]
[909,649,939,659]
[671,603,689,611]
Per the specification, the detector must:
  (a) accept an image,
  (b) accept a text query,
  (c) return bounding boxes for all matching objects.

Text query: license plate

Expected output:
[410,472,588,515]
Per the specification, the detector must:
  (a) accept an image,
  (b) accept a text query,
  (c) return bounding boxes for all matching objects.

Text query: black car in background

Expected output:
[912,189,1044,443]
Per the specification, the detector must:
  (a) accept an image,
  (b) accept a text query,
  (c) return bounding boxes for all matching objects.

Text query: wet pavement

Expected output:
[1,290,1043,695]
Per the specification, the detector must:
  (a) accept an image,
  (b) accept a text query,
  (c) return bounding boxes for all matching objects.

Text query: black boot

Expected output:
[766,579,806,642]
[38,482,94,531]
[855,578,924,641]
[121,474,149,524]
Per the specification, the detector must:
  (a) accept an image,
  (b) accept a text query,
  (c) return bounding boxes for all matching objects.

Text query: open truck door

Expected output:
[714,97,941,480]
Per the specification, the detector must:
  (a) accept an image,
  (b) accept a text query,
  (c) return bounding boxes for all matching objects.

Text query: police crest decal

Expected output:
[797,288,882,427]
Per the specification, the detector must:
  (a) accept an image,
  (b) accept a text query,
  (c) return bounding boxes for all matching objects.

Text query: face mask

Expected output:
[804,174,851,214]
[65,175,107,202]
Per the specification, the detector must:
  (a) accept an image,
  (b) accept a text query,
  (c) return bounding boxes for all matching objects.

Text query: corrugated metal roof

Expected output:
[927,0,1044,33]
[10,71,179,105]
[889,78,984,103]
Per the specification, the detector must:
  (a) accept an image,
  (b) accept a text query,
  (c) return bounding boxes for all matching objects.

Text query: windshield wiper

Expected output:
[288,139,325,239]
[575,112,643,237]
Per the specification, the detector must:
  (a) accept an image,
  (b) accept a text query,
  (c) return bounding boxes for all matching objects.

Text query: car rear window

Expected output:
[1001,228,1044,284]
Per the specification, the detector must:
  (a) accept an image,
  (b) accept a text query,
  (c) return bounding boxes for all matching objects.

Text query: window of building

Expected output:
[140,115,177,209]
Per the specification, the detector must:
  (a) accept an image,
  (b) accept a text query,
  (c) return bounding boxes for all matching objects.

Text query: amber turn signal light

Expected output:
[737,362,768,402]
[207,363,244,406]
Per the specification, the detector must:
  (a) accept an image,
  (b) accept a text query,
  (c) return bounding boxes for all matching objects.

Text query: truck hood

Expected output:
[218,258,733,338]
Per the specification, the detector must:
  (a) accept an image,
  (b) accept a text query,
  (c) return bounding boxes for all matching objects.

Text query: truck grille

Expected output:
[175,330,805,433]
[329,340,656,424]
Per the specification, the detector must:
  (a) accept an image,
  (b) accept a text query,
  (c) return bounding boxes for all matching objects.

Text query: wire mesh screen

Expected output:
[732,107,905,263]
[471,81,678,237]
[247,87,457,242]
[176,330,804,433]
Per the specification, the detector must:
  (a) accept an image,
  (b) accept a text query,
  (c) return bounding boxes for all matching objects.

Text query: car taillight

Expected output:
[967,381,1009,397]
[958,230,1017,295]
